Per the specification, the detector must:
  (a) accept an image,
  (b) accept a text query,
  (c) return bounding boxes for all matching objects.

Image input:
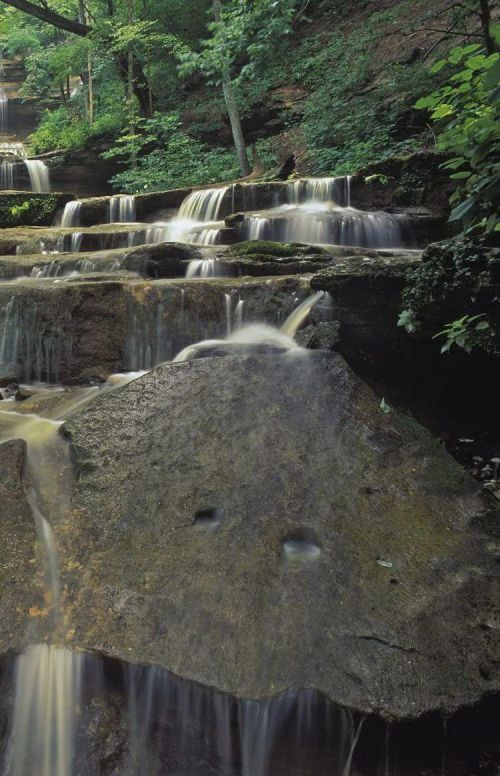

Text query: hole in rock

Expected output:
[282,529,321,561]
[195,507,224,527]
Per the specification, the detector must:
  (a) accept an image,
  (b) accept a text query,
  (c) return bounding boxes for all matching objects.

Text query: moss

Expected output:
[231,240,328,259]
[0,193,73,227]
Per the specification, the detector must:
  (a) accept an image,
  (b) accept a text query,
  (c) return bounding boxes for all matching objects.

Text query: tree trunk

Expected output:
[478,0,498,54]
[212,0,250,176]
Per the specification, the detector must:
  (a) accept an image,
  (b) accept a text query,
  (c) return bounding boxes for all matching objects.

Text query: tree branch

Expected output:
[0,0,91,36]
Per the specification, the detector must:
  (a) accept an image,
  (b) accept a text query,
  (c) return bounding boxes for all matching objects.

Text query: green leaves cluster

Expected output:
[415,35,500,234]
[102,112,239,192]
[433,314,493,354]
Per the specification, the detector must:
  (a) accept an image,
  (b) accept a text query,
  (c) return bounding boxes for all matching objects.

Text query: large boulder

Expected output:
[61,352,499,719]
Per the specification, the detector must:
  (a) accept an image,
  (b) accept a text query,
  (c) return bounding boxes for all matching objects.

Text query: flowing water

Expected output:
[60,201,81,227]
[109,195,136,223]
[24,160,50,193]
[0,88,7,135]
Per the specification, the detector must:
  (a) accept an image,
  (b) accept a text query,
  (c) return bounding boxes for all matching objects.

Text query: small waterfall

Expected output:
[0,159,15,189]
[126,299,170,371]
[245,208,409,248]
[185,258,224,278]
[178,187,229,222]
[31,261,63,279]
[235,298,244,330]
[0,87,7,134]
[8,645,84,776]
[184,227,221,245]
[24,160,50,193]
[0,295,73,382]
[288,177,351,206]
[109,195,136,223]
[125,665,361,776]
[173,290,324,362]
[60,201,81,227]
[70,232,83,252]
[280,291,325,337]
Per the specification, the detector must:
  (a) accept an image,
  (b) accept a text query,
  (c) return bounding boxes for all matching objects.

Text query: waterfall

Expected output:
[125,664,361,776]
[288,177,351,207]
[0,295,73,382]
[185,258,224,278]
[173,291,324,362]
[244,207,410,248]
[184,227,221,245]
[60,201,81,227]
[24,160,50,193]
[0,159,15,189]
[8,645,84,776]
[109,195,136,223]
[280,291,325,337]
[71,232,83,252]
[178,187,229,222]
[0,87,7,134]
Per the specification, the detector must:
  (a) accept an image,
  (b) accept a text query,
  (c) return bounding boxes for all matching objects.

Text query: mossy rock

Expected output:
[230,240,329,260]
[0,192,74,227]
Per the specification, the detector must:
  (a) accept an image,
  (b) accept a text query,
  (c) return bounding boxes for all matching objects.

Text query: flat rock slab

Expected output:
[62,352,499,719]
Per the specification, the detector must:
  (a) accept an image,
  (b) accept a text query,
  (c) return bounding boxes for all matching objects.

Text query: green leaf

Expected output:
[430,59,446,74]
[431,104,453,119]
[475,320,490,331]
[449,197,476,222]
[415,95,438,109]
[450,171,471,180]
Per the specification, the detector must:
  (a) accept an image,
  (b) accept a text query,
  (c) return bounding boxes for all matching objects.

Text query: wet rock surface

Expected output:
[0,439,39,653]
[61,352,499,719]
[0,276,309,381]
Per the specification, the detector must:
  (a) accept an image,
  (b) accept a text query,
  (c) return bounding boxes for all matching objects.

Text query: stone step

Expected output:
[0,275,309,383]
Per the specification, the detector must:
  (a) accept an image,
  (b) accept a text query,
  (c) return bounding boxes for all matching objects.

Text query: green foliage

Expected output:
[102,113,239,192]
[433,314,493,354]
[415,36,500,234]
[399,240,498,353]
[0,194,67,227]
[29,107,123,154]
[9,201,31,220]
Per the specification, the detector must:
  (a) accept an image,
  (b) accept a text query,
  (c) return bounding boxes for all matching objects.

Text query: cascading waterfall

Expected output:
[109,195,136,223]
[24,160,50,193]
[244,175,411,249]
[145,187,230,245]
[60,201,81,227]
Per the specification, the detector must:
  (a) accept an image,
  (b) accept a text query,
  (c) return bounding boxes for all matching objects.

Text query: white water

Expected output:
[8,645,84,776]
[110,195,136,223]
[60,201,81,227]
[0,87,7,134]
[178,187,229,222]
[0,159,14,189]
[25,160,50,193]
[185,258,224,278]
